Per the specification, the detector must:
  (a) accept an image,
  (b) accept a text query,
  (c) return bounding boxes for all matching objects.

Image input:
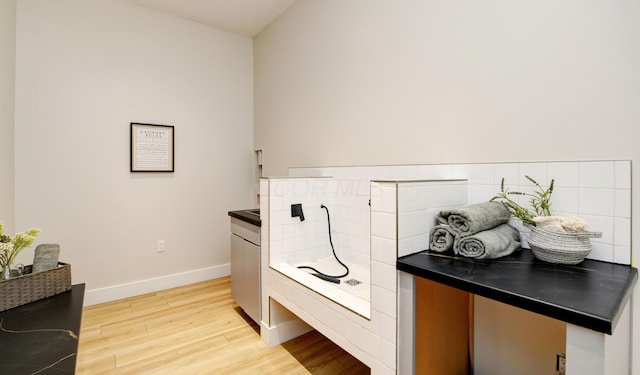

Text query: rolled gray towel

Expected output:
[453,223,520,259]
[438,202,510,237]
[429,224,456,252]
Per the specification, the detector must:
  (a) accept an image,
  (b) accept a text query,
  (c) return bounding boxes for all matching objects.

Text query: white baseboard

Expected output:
[260,317,314,348]
[83,263,230,306]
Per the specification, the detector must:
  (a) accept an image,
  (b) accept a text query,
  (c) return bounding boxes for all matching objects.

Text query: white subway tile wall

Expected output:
[290,160,631,264]
[397,181,468,257]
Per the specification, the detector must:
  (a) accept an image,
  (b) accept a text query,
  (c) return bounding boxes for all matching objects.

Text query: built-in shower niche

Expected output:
[266,177,372,318]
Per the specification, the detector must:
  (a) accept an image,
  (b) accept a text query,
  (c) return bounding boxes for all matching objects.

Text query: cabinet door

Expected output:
[415,277,470,374]
[230,234,245,307]
[243,240,260,324]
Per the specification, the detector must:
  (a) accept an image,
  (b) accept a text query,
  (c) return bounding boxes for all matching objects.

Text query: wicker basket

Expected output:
[527,226,602,265]
[0,262,71,311]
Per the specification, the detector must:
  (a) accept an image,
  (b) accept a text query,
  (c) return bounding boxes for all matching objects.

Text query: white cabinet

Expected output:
[230,217,260,325]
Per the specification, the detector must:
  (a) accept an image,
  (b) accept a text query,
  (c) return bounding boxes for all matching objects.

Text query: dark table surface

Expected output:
[0,284,85,374]
[397,249,637,334]
[228,209,261,227]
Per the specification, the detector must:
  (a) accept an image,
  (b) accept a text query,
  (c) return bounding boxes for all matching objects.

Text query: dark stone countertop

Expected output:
[397,249,637,334]
[228,209,261,227]
[0,284,85,374]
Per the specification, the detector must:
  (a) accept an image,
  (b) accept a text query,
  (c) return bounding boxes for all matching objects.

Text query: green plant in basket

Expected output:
[490,175,553,226]
[491,176,589,233]
[0,221,40,280]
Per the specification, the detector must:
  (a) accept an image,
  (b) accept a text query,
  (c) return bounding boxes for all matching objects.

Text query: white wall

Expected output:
[13,0,254,303]
[0,0,16,234]
[255,0,640,175]
[254,1,640,373]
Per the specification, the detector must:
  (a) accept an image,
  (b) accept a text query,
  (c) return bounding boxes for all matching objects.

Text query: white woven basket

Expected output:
[527,226,602,265]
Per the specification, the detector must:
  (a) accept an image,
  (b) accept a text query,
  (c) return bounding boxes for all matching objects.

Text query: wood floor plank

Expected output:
[80,300,133,328]
[143,298,236,332]
[110,337,224,375]
[78,277,370,374]
[116,330,229,367]
[115,329,230,369]
[128,296,171,313]
[81,308,232,357]
[76,350,116,374]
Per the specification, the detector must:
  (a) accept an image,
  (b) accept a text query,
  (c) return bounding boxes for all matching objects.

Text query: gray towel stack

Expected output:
[429,202,520,259]
[438,201,511,237]
[429,224,457,252]
[453,223,520,259]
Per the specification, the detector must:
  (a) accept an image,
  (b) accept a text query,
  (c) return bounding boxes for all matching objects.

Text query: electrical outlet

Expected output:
[556,353,566,374]
[157,240,165,253]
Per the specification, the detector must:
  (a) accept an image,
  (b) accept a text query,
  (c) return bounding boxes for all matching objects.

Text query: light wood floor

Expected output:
[77,277,370,374]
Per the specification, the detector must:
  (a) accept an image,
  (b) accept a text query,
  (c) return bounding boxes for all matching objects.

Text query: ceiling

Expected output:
[129,0,297,37]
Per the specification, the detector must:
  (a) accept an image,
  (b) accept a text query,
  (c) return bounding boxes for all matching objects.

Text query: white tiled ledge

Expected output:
[270,263,371,319]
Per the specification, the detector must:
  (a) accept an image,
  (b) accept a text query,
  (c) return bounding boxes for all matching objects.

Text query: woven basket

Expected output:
[0,262,71,311]
[527,226,602,265]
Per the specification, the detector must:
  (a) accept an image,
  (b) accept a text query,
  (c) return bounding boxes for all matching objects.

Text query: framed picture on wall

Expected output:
[130,122,174,172]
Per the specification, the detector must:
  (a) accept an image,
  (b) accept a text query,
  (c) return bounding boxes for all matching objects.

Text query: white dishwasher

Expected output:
[228,209,261,325]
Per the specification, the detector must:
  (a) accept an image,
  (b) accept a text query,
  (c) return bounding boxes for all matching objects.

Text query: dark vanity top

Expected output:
[397,250,637,334]
[0,284,85,374]
[228,209,261,227]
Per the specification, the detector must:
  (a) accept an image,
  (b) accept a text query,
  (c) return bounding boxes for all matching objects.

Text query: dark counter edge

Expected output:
[397,256,637,335]
[0,283,85,374]
[228,210,261,227]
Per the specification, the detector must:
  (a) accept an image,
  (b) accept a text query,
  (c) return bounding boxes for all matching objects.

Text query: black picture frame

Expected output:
[130,123,175,172]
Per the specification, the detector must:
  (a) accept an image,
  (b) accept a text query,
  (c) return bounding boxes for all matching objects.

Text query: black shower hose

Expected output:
[297,204,350,280]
